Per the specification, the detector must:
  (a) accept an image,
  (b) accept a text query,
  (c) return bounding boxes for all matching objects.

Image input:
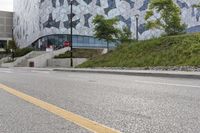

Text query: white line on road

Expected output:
[31,70,50,74]
[134,80,200,88]
[0,69,12,74]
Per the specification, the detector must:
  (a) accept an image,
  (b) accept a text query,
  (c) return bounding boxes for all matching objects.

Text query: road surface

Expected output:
[0,68,200,133]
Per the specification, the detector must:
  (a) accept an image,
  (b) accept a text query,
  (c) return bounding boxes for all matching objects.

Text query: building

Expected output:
[13,0,200,49]
[0,11,13,51]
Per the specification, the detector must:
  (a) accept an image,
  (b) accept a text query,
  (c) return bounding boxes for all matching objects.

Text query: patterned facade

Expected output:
[13,0,200,48]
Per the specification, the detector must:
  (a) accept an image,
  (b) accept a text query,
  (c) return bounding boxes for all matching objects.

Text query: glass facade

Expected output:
[0,40,7,49]
[32,34,116,50]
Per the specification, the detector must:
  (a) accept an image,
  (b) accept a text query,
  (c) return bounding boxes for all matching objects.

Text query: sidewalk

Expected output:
[53,68,200,79]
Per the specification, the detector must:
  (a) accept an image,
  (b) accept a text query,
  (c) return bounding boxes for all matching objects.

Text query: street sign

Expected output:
[64,41,70,47]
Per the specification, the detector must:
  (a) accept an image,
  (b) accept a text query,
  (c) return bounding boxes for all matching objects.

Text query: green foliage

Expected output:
[119,26,133,43]
[78,33,200,68]
[92,15,120,49]
[54,49,102,59]
[193,3,200,8]
[7,40,18,51]
[1,40,33,58]
[14,47,34,57]
[145,0,186,36]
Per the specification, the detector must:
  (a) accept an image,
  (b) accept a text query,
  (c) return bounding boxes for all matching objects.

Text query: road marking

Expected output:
[134,80,200,88]
[31,70,50,74]
[0,83,120,133]
[0,69,12,74]
[0,71,12,73]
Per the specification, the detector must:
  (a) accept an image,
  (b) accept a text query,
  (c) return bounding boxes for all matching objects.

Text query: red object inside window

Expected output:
[64,41,71,47]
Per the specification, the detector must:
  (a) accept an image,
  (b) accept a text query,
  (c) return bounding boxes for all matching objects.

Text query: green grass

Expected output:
[78,33,200,68]
[54,48,102,58]
[14,47,34,57]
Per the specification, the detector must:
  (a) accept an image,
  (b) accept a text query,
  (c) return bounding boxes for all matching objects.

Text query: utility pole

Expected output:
[70,0,73,67]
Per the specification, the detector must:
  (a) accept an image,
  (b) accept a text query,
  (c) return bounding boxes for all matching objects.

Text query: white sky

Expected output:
[0,0,13,12]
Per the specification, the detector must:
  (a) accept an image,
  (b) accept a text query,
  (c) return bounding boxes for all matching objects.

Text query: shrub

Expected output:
[14,47,34,57]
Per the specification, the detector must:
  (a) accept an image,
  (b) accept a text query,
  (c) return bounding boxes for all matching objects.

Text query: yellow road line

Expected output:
[0,83,120,133]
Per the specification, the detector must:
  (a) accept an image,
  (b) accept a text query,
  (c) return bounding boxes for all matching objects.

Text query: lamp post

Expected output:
[12,27,14,40]
[10,49,14,61]
[135,14,139,41]
[70,0,73,67]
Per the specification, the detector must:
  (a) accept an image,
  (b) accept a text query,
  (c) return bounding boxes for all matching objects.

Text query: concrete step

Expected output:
[16,51,46,67]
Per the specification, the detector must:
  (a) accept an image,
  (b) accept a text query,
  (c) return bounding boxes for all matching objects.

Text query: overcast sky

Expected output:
[0,0,13,12]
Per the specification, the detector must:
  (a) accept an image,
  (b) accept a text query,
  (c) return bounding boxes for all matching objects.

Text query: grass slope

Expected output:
[79,33,200,68]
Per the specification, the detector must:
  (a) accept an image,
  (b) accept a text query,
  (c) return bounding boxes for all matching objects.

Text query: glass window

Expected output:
[47,35,58,46]
[32,34,117,50]
[0,40,6,48]
[58,34,65,45]
[65,35,69,42]
[102,39,107,45]
[83,36,89,44]
[41,36,48,49]
[72,36,78,43]
[32,41,38,49]
[95,38,102,44]
[89,37,95,44]
[77,36,84,44]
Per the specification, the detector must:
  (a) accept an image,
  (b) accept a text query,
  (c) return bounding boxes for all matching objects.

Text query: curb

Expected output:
[8,67,54,72]
[53,68,200,79]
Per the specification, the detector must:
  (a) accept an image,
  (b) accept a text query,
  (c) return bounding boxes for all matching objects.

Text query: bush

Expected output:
[7,40,18,51]
[14,47,34,57]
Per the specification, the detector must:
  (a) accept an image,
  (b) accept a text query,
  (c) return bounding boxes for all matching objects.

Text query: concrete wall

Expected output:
[47,58,87,68]
[0,51,45,67]
[0,57,10,66]
[0,11,13,39]
[28,47,70,68]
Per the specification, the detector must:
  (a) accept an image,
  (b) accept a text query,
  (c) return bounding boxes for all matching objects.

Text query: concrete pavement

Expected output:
[0,84,89,133]
[0,68,200,133]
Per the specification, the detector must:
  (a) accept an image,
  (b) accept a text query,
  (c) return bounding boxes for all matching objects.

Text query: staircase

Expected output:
[1,47,70,68]
[15,51,46,67]
[27,47,70,68]
[1,51,46,67]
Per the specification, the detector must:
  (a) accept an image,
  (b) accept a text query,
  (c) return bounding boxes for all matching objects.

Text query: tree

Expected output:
[92,15,120,50]
[119,26,133,43]
[193,3,200,9]
[145,0,186,36]
[7,40,18,52]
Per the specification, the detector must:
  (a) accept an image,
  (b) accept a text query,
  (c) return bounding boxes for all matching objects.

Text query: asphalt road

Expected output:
[0,68,200,133]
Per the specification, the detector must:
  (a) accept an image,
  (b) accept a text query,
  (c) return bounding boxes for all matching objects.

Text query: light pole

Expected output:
[135,14,139,41]
[10,49,14,61]
[12,27,14,40]
[70,0,73,67]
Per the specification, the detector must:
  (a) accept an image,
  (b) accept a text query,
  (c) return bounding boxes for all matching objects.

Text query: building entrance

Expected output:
[0,40,7,48]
